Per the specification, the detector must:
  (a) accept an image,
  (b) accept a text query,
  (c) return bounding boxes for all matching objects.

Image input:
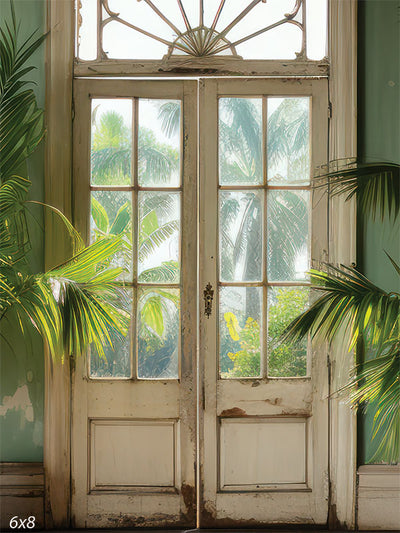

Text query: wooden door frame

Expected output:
[44,0,357,528]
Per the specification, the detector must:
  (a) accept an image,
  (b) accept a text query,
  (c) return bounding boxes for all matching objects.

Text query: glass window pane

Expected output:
[78,1,326,62]
[220,191,263,282]
[219,286,262,378]
[91,191,133,281]
[91,99,132,186]
[103,21,169,60]
[219,98,262,186]
[267,286,309,377]
[306,0,328,60]
[138,99,181,187]
[138,191,180,283]
[137,287,180,379]
[267,97,310,185]
[90,288,132,378]
[236,24,302,60]
[76,0,97,60]
[267,190,309,282]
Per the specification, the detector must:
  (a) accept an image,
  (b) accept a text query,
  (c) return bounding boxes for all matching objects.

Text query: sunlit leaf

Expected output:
[109,201,130,235]
[224,311,240,341]
[141,295,164,337]
[91,195,109,233]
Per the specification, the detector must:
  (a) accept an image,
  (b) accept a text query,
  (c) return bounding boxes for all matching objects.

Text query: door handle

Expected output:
[204,283,214,318]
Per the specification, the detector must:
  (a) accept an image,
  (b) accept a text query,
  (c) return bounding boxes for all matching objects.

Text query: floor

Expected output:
[35,526,393,533]
[34,530,393,533]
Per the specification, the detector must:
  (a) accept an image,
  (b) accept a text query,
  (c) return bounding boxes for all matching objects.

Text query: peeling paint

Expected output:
[264,397,282,406]
[0,385,34,423]
[219,407,247,417]
[180,483,196,524]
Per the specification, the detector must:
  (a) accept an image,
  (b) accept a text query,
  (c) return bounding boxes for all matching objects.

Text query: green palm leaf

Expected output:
[139,220,179,262]
[347,340,400,463]
[0,6,46,182]
[313,160,400,220]
[0,175,30,261]
[139,261,180,283]
[158,101,181,138]
[280,264,400,350]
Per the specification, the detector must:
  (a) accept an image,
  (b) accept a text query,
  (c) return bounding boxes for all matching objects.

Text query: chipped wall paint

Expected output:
[357,0,400,464]
[0,0,46,462]
[0,386,34,422]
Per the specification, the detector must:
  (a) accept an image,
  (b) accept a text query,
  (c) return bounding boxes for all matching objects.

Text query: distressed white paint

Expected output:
[328,1,358,529]
[199,77,329,526]
[74,57,329,78]
[357,466,400,531]
[90,420,177,489]
[71,79,197,529]
[44,0,74,529]
[220,418,307,489]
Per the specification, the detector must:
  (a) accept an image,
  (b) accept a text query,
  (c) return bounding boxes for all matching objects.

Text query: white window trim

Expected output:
[44,0,357,528]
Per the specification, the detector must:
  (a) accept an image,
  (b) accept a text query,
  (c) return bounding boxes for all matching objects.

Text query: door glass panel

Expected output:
[90,289,133,378]
[219,94,311,380]
[91,99,132,186]
[89,97,182,380]
[267,190,310,281]
[90,191,133,281]
[267,286,309,377]
[137,287,180,379]
[219,98,262,186]
[219,286,262,378]
[138,191,180,283]
[219,190,263,282]
[138,99,181,187]
[267,97,310,185]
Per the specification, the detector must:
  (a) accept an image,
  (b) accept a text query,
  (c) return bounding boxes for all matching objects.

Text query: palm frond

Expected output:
[347,340,400,463]
[139,220,179,262]
[91,146,131,184]
[0,12,47,182]
[158,101,181,138]
[0,5,129,365]
[313,160,400,220]
[139,261,180,283]
[280,264,400,350]
[46,236,129,358]
[385,251,400,277]
[138,144,178,183]
[0,175,30,261]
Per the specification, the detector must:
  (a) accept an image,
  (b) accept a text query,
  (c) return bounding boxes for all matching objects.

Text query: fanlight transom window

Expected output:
[76,0,327,63]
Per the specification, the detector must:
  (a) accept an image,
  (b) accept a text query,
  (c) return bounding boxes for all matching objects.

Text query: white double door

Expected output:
[72,77,329,528]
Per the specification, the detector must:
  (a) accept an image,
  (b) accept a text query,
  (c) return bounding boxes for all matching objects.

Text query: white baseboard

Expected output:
[358,464,400,530]
[0,463,44,530]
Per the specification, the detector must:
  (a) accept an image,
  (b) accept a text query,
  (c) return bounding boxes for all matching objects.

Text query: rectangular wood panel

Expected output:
[90,419,178,490]
[219,418,307,490]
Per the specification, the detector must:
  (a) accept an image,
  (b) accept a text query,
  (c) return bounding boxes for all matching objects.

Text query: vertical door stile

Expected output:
[131,97,138,380]
[198,78,219,524]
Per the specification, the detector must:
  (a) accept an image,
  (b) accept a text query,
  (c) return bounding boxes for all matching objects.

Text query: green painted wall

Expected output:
[0,0,46,461]
[357,0,400,463]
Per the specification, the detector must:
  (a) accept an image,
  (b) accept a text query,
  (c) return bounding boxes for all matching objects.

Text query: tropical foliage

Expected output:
[221,287,308,378]
[90,101,182,377]
[282,161,400,463]
[0,4,128,362]
[91,95,312,379]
